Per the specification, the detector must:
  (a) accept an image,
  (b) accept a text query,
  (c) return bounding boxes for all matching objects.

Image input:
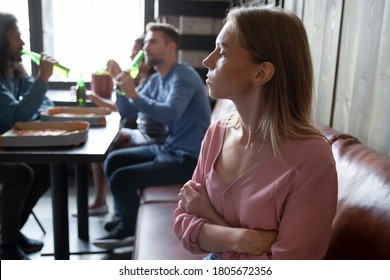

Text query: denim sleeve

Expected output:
[0,77,50,134]
[115,90,138,119]
[132,67,198,126]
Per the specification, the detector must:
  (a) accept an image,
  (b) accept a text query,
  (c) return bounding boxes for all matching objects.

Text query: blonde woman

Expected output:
[174,6,338,260]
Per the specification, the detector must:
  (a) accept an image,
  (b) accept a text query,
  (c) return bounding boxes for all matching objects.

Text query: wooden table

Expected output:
[0,113,120,259]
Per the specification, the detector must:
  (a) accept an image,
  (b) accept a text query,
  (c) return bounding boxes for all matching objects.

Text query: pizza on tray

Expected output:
[15,129,77,136]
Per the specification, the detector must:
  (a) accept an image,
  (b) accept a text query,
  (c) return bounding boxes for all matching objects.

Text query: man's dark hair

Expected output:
[0,12,25,78]
[134,34,145,49]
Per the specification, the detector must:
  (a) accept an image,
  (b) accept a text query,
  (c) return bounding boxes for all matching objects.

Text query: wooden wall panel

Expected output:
[302,0,343,125]
[253,0,390,155]
[366,0,390,155]
[331,0,361,133]
[333,0,389,155]
[284,0,304,19]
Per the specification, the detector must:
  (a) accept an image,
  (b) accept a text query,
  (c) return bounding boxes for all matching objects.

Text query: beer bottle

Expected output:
[127,50,144,79]
[21,49,70,78]
[117,50,145,96]
[75,76,87,107]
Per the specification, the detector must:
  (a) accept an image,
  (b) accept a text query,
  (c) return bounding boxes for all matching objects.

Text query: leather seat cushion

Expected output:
[133,202,206,260]
[140,185,181,204]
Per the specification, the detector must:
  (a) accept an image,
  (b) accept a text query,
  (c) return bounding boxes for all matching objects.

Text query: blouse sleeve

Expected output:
[269,144,338,260]
[172,123,218,254]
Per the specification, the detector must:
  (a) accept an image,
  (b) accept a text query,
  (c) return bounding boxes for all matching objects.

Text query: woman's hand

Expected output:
[85,90,116,111]
[233,228,278,255]
[37,53,57,83]
[106,59,122,79]
[179,180,212,216]
[178,180,227,225]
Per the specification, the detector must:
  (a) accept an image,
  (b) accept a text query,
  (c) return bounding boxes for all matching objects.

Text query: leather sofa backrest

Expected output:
[318,129,390,259]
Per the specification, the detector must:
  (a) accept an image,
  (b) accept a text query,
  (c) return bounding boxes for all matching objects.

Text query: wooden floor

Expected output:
[22,175,133,260]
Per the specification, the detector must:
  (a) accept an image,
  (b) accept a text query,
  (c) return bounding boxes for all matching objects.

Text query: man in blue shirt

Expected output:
[0,12,56,259]
[0,14,54,133]
[93,22,211,249]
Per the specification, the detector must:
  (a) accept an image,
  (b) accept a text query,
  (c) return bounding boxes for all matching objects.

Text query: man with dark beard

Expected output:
[0,12,56,260]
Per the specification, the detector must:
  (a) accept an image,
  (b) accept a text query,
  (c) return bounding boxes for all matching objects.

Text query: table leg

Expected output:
[50,163,69,260]
[75,163,89,240]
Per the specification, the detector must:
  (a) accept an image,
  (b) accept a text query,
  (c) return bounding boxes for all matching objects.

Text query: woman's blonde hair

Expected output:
[226,6,322,156]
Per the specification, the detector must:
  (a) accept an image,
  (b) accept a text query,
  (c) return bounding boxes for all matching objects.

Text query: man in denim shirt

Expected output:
[0,12,56,259]
[93,22,211,249]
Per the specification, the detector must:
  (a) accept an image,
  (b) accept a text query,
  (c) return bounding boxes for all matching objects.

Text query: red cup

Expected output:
[91,73,114,99]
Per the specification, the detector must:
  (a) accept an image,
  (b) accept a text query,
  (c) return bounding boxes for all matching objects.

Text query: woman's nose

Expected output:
[202,53,214,69]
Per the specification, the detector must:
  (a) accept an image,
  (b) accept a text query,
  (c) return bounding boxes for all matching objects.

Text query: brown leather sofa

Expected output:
[319,124,390,259]
[133,100,390,260]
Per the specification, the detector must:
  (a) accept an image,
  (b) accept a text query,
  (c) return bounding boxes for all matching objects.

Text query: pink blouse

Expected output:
[173,120,338,260]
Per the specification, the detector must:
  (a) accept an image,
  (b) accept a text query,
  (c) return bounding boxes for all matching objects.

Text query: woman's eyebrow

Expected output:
[216,40,229,49]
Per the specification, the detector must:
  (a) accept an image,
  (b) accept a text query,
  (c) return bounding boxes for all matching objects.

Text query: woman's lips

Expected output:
[206,76,213,84]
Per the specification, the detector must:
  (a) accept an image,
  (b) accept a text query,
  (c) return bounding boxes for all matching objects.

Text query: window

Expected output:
[1,0,144,85]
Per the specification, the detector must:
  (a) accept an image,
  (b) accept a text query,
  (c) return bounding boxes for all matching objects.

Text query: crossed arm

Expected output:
[177,180,277,256]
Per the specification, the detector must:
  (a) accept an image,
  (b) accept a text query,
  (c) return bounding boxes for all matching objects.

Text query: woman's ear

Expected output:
[254,62,274,85]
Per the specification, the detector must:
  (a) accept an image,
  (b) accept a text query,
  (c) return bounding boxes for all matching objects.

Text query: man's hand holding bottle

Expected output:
[115,71,137,99]
[37,53,57,83]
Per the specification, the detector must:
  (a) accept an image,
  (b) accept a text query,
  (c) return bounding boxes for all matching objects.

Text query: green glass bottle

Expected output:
[117,50,145,96]
[127,50,144,79]
[21,49,70,78]
[75,76,87,107]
